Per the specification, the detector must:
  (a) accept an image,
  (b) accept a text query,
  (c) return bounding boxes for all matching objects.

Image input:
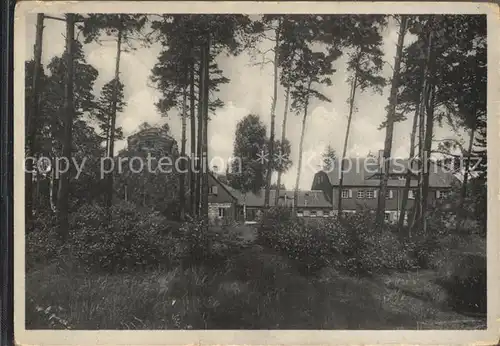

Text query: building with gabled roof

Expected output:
[206,172,333,224]
[311,150,457,223]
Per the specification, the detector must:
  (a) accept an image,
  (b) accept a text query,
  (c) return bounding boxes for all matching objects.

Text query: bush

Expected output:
[258,209,419,276]
[26,211,60,271]
[68,202,179,272]
[177,218,247,267]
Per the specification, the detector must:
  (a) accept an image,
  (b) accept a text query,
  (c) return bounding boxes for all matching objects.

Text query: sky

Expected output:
[24,14,461,190]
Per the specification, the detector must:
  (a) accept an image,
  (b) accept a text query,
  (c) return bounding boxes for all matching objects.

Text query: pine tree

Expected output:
[375,15,408,230]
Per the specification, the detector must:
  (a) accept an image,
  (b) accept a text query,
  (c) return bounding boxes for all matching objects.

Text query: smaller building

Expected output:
[205,173,334,224]
[207,173,238,225]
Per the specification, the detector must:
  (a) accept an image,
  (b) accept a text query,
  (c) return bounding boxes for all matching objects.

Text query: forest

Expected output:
[25,14,487,330]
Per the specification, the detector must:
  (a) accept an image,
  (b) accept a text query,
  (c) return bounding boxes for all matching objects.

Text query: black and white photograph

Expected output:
[14,1,499,344]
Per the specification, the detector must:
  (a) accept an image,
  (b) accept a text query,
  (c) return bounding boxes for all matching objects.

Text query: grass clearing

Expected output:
[26,228,485,330]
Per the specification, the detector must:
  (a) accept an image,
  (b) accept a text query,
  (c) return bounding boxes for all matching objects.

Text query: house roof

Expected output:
[322,157,455,188]
[220,184,332,208]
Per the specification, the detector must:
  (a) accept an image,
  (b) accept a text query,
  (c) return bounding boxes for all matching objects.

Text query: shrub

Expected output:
[68,202,178,273]
[177,219,248,267]
[258,209,419,276]
[26,211,60,271]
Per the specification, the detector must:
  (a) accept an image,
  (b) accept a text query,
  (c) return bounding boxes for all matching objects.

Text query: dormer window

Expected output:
[210,186,218,195]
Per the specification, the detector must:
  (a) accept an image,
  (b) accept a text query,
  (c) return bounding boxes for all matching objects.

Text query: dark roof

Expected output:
[221,184,332,208]
[323,157,455,188]
[128,127,176,142]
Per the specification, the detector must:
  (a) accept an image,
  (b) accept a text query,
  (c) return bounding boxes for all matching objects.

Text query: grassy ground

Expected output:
[25,225,485,330]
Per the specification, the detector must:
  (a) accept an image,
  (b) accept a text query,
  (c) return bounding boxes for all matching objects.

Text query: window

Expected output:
[437,190,450,199]
[310,210,317,217]
[365,190,375,199]
[386,190,393,199]
[408,190,415,199]
[317,210,323,217]
[210,185,218,195]
[297,210,304,217]
[384,212,391,221]
[218,208,225,217]
[317,175,323,184]
[341,189,350,198]
[303,210,310,217]
[357,190,365,199]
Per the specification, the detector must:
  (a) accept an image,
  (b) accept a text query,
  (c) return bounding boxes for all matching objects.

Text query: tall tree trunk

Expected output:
[56,14,75,243]
[179,81,188,221]
[189,59,196,215]
[201,34,210,223]
[264,19,281,208]
[375,15,407,229]
[293,79,312,210]
[338,69,358,218]
[275,84,290,206]
[49,169,57,213]
[457,124,476,228]
[415,22,434,232]
[26,13,45,225]
[105,18,123,217]
[460,124,476,208]
[195,61,203,216]
[398,96,421,233]
[421,84,436,233]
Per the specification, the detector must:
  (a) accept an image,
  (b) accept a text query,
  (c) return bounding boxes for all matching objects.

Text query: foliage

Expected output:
[68,202,180,272]
[92,78,126,146]
[25,43,106,213]
[321,145,337,171]
[26,210,60,270]
[113,146,181,218]
[227,114,267,193]
[258,209,421,276]
[27,201,248,274]
[176,219,247,266]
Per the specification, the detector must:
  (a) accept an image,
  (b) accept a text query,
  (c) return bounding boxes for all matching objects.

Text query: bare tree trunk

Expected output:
[201,34,210,223]
[398,97,420,233]
[375,16,407,229]
[264,18,281,208]
[414,22,434,233]
[179,81,188,221]
[49,169,57,213]
[26,13,45,225]
[105,17,123,217]
[195,61,203,217]
[460,126,476,205]
[56,14,75,243]
[338,69,358,219]
[189,59,196,215]
[275,84,290,206]
[421,84,436,233]
[294,79,312,210]
[415,99,426,230]
[456,121,476,230]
